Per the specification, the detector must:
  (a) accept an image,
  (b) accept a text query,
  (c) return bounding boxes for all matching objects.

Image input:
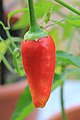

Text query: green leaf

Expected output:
[11,86,34,120]
[0,39,10,62]
[49,28,59,48]
[43,5,56,24]
[66,16,80,27]
[12,0,61,30]
[44,9,51,24]
[7,8,28,29]
[35,0,61,17]
[66,68,80,79]
[52,72,64,91]
[8,8,28,21]
[62,22,73,40]
[12,12,29,30]
[52,79,63,91]
[56,50,80,67]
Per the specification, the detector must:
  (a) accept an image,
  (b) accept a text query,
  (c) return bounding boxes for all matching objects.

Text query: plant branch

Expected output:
[6,30,16,48]
[28,0,40,31]
[54,0,80,15]
[0,21,16,48]
[44,19,65,28]
[0,52,16,73]
[0,36,13,54]
[60,83,67,120]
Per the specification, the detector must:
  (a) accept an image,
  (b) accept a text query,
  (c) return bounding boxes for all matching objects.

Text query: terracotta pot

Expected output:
[0,80,38,120]
[49,106,80,120]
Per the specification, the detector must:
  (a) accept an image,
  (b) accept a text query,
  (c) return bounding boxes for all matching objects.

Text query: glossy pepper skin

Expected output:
[21,35,56,108]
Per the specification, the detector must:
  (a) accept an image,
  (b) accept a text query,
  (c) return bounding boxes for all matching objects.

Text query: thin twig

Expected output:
[60,83,67,120]
[44,19,65,28]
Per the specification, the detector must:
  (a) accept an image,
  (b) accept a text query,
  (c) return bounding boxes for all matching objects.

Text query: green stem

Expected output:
[0,36,13,55]
[0,21,16,48]
[6,30,16,48]
[28,0,40,32]
[24,0,48,40]
[44,19,65,28]
[60,83,67,120]
[1,54,15,73]
[54,0,80,15]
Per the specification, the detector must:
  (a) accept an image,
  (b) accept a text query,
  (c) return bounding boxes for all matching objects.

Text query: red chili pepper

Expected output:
[21,35,56,107]
[21,0,56,108]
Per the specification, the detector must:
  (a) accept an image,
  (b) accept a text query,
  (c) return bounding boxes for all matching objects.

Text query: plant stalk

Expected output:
[24,0,48,40]
[54,0,80,15]
[28,0,40,32]
[60,83,67,120]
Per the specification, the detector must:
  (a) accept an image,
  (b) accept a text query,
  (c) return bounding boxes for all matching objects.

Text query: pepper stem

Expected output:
[28,0,40,32]
[24,0,48,41]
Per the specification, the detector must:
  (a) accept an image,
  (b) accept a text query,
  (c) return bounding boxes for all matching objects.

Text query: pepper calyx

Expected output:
[24,29,48,41]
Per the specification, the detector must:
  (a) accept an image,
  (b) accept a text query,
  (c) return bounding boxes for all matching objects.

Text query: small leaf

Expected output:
[56,50,80,67]
[43,7,52,24]
[44,11,50,24]
[11,86,34,120]
[66,16,80,27]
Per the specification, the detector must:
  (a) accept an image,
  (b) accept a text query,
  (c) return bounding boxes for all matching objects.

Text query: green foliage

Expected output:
[8,8,28,29]
[0,39,10,62]
[11,86,34,120]
[12,0,61,30]
[52,79,63,91]
[49,28,59,48]
[43,7,51,24]
[12,10,29,30]
[62,22,73,40]
[56,50,80,67]
[66,16,80,27]
[13,48,25,76]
